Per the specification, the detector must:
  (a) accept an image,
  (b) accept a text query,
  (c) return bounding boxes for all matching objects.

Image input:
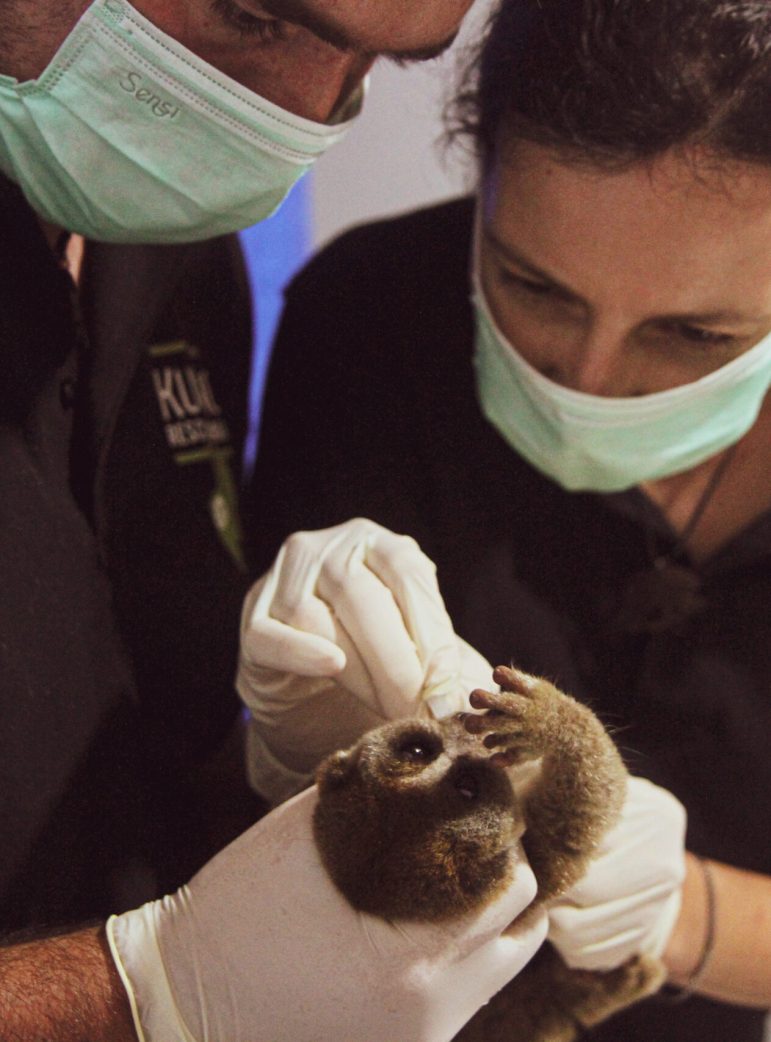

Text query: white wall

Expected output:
[309,0,497,250]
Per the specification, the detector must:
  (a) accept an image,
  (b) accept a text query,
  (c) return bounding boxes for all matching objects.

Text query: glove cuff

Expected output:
[107,903,196,1042]
[646,888,683,959]
[245,717,314,806]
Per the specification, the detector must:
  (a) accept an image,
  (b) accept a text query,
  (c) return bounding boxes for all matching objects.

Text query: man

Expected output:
[0,1,549,1039]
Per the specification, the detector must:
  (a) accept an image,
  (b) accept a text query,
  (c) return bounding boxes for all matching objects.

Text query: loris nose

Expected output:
[447,755,499,801]
[452,767,480,800]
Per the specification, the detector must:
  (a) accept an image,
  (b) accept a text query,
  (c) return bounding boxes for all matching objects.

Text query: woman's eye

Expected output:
[671,323,736,347]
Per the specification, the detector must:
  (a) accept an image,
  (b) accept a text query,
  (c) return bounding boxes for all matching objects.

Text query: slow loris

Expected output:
[312,665,665,1042]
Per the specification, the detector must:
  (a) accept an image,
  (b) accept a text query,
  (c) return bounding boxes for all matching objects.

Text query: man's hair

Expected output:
[451,0,771,168]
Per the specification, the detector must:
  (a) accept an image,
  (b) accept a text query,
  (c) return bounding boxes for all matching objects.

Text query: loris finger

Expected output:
[483,731,531,750]
[463,704,509,735]
[484,731,510,749]
[492,665,537,695]
[469,688,528,718]
[469,688,500,712]
[488,750,519,768]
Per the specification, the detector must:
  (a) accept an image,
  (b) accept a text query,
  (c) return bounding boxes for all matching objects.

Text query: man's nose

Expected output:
[281,51,373,124]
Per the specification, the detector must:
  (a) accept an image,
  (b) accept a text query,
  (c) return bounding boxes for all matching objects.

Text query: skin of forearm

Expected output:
[664,853,771,1007]
[0,924,137,1042]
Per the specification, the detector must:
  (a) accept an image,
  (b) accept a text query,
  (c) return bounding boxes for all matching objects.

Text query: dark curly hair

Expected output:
[451,0,771,169]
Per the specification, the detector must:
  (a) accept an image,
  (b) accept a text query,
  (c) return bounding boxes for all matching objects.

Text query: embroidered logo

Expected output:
[149,340,246,571]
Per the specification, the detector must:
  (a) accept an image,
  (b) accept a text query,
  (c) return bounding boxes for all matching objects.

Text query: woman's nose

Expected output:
[549,326,628,397]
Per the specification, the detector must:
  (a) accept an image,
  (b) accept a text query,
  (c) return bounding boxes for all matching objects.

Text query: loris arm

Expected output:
[464,665,628,904]
[459,666,672,1041]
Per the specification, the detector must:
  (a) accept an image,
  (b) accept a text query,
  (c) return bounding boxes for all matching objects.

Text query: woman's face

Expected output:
[478,143,771,396]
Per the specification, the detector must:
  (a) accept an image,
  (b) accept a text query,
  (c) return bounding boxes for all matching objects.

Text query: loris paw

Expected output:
[463,665,560,768]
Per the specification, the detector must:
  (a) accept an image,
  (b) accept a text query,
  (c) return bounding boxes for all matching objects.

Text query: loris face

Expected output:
[313,716,526,922]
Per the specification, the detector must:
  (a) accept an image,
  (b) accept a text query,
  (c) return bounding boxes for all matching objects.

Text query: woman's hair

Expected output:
[451,0,771,169]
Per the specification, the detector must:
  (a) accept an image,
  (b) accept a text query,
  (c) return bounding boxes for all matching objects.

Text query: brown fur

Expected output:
[313,665,665,1040]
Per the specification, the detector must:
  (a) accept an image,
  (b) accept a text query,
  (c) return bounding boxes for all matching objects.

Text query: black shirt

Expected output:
[248,198,771,1042]
[0,175,257,932]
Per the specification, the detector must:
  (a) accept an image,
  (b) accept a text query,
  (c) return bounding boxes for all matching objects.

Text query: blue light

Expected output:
[239,174,314,478]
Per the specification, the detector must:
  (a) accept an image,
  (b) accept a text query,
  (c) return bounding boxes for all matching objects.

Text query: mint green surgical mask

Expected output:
[0,0,362,244]
[472,275,771,493]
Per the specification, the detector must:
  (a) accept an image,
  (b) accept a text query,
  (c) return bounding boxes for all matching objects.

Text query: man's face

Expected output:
[3,0,473,121]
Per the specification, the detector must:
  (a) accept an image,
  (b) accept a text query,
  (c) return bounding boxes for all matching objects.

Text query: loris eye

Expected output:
[403,743,432,761]
[394,732,441,764]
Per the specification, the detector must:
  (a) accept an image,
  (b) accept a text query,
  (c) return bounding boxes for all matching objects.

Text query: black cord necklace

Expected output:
[612,444,738,635]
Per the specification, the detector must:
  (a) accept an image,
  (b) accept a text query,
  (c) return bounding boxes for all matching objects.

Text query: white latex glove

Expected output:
[108,785,547,1042]
[237,519,494,803]
[548,775,687,971]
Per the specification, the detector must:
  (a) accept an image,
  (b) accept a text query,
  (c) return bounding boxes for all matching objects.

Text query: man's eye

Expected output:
[212,0,286,39]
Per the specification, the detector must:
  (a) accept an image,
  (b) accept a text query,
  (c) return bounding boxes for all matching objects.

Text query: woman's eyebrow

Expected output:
[651,308,770,328]
[484,228,580,298]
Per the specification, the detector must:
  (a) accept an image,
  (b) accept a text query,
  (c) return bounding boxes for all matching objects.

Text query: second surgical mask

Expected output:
[472,272,771,492]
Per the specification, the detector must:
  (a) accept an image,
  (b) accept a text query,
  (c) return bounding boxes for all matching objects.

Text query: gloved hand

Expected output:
[237,518,495,803]
[548,775,687,970]
[108,784,547,1042]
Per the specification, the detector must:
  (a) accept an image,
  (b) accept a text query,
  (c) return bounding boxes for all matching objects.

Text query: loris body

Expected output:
[313,666,665,1042]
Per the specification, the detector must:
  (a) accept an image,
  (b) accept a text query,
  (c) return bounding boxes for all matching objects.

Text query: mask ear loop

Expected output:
[608,441,739,635]
[468,201,484,305]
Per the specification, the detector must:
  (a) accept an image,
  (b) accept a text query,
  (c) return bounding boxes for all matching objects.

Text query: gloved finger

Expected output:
[548,776,686,971]
[247,531,344,640]
[315,530,428,717]
[365,528,461,683]
[427,637,495,719]
[564,778,686,905]
[243,546,347,675]
[257,521,424,715]
[249,522,437,714]
[449,843,540,952]
[328,624,382,712]
[244,520,474,721]
[243,615,346,676]
[551,881,678,939]
[246,682,384,780]
[425,908,548,1042]
[550,888,682,970]
[265,520,398,629]
[266,525,349,623]
[459,907,548,990]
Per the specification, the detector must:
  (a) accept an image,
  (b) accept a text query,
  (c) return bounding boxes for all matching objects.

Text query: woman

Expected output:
[246,1,771,1039]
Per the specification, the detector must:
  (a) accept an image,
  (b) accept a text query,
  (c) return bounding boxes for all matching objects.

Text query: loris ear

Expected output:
[316,748,358,791]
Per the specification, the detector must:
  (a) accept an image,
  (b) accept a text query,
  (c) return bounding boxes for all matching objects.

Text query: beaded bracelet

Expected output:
[669,856,717,1002]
